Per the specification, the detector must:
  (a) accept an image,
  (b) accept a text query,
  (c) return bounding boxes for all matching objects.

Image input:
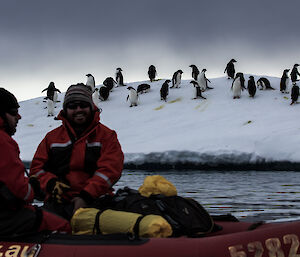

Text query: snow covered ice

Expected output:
[15,75,300,170]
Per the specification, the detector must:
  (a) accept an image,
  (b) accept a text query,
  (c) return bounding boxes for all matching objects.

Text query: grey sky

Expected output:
[1,0,300,100]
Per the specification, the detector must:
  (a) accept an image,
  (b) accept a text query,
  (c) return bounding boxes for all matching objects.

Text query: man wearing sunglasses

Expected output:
[0,88,71,235]
[30,83,124,220]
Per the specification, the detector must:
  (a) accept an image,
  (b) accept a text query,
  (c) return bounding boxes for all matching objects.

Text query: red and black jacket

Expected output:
[30,108,124,203]
[0,117,34,208]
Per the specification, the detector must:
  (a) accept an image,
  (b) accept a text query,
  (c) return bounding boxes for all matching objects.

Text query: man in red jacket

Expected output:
[0,88,71,236]
[30,83,124,220]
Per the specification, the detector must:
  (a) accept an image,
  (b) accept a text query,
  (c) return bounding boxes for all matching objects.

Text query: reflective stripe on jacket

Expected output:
[29,109,124,199]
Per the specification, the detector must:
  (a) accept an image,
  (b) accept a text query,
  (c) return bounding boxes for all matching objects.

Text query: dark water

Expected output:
[114,169,300,223]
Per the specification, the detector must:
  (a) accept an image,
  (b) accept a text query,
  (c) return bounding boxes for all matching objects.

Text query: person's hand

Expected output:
[29,176,45,201]
[52,181,70,203]
[72,197,87,213]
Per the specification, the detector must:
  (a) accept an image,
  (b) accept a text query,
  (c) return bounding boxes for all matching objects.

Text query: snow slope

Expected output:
[15,75,300,170]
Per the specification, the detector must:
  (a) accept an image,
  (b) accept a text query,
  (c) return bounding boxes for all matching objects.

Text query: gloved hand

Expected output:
[52,181,70,203]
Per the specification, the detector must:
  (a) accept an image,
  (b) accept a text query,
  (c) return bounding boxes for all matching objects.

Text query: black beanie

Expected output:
[63,83,94,112]
[0,88,19,117]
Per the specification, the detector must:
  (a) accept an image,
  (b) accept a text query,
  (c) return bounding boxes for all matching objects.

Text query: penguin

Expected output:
[256,77,275,90]
[190,81,206,100]
[47,99,55,117]
[197,69,213,91]
[160,80,171,101]
[137,84,151,94]
[103,77,117,91]
[99,86,110,101]
[41,82,61,102]
[224,59,237,79]
[280,69,290,93]
[290,64,300,85]
[247,76,256,97]
[126,86,138,107]
[189,64,199,80]
[86,74,95,92]
[116,68,125,86]
[171,70,183,88]
[235,72,246,90]
[148,65,157,82]
[92,88,100,106]
[231,73,244,99]
[291,84,300,105]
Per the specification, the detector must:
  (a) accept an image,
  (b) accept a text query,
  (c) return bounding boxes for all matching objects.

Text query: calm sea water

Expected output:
[114,169,300,223]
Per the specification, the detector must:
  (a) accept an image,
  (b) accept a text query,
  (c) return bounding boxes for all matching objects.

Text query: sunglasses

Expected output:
[6,108,19,116]
[66,102,90,110]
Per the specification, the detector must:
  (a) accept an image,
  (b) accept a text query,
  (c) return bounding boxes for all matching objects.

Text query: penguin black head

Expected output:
[230,59,237,63]
[294,64,299,68]
[249,76,254,80]
[165,79,171,84]
[202,69,207,72]
[178,70,183,74]
[189,65,196,68]
[284,69,290,73]
[116,68,123,71]
[86,74,93,77]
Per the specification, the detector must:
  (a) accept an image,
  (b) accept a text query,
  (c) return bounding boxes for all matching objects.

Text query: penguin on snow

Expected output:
[197,69,213,91]
[190,81,206,100]
[280,69,290,94]
[126,86,138,107]
[99,86,110,101]
[257,77,275,90]
[224,59,237,79]
[160,80,171,102]
[171,70,183,88]
[86,74,96,92]
[148,65,157,82]
[291,84,300,105]
[137,84,151,94]
[103,77,117,91]
[290,64,300,85]
[247,76,256,97]
[116,68,125,86]
[231,73,244,99]
[189,64,199,80]
[92,88,100,106]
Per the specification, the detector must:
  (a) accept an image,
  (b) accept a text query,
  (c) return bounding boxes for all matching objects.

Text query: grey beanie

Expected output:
[63,83,94,111]
[0,88,19,117]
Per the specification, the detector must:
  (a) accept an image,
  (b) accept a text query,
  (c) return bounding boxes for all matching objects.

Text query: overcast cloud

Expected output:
[0,0,300,101]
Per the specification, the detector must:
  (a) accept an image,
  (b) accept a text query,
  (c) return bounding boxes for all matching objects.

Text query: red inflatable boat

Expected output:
[1,218,300,257]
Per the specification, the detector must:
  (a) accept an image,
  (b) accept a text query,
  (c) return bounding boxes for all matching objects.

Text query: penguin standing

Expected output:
[103,77,117,91]
[190,81,206,100]
[247,76,256,97]
[290,64,300,85]
[197,69,213,91]
[86,74,95,92]
[189,64,199,80]
[148,65,157,82]
[257,77,275,90]
[116,68,125,86]
[231,73,244,99]
[160,80,171,101]
[235,72,246,89]
[171,70,183,88]
[126,86,138,107]
[291,84,300,105]
[224,59,237,79]
[92,88,100,106]
[99,86,110,101]
[280,69,290,93]
[41,81,61,101]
